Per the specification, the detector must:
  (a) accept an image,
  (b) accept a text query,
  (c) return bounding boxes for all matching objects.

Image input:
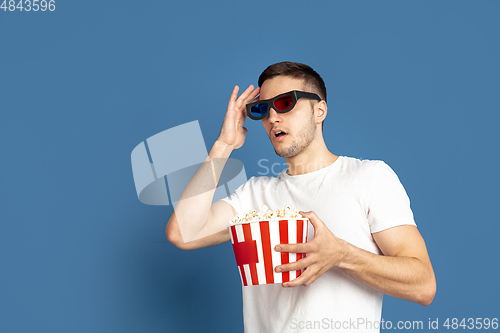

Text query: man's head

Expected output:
[256,62,328,159]
[258,61,327,104]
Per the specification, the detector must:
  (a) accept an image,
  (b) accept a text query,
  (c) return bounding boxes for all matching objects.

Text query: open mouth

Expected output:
[275,130,286,138]
[272,130,288,141]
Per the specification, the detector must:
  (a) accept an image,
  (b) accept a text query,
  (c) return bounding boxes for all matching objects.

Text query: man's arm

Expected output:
[340,224,436,305]
[166,85,260,250]
[167,198,236,250]
[275,211,436,306]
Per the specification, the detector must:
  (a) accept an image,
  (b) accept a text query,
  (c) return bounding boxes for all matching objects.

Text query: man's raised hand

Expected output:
[218,85,260,150]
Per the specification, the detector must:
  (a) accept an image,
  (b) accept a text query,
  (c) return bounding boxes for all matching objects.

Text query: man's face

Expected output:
[259,76,319,158]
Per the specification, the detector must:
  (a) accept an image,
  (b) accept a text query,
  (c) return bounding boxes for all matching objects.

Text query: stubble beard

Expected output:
[274,111,316,158]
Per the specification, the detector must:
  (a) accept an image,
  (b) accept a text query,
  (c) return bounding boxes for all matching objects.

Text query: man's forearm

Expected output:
[337,240,436,306]
[166,84,260,247]
[167,140,233,244]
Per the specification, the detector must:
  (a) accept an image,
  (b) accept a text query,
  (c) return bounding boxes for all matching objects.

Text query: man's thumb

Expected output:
[300,211,322,229]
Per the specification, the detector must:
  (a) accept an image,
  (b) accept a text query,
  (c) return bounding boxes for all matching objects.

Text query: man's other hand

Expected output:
[274,210,346,287]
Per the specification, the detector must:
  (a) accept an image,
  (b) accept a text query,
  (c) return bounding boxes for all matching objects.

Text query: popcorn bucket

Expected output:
[228,218,310,286]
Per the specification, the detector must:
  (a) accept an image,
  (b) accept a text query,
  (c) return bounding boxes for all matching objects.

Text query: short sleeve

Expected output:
[367,161,416,233]
[219,177,254,216]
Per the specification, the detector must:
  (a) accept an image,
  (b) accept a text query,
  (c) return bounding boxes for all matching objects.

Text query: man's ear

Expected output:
[315,100,327,124]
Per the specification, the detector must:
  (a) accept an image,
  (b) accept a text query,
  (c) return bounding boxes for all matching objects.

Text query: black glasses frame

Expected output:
[246,90,321,120]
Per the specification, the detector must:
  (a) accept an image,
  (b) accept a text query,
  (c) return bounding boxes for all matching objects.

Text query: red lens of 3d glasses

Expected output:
[273,95,294,111]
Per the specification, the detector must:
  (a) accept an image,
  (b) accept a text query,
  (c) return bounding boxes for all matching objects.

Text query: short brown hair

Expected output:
[258,61,327,102]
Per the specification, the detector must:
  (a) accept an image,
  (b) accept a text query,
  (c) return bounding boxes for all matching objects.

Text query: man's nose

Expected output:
[267,107,282,124]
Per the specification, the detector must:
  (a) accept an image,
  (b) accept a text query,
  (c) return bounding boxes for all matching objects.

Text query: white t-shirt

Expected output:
[220,156,417,333]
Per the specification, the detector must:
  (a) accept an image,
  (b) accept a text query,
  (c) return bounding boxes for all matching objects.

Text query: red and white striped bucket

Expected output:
[228,218,310,286]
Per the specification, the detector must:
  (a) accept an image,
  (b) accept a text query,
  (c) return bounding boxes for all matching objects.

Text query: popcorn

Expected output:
[229,205,303,224]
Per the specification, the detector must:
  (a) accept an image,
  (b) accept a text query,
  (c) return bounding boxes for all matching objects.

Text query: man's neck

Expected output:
[285,141,338,176]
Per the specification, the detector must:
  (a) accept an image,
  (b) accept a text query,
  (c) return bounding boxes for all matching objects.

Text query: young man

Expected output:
[166,62,436,332]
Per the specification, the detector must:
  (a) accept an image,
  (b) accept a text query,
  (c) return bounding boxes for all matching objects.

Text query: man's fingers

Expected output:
[276,242,310,253]
[244,87,260,104]
[228,85,239,105]
[236,85,255,104]
[282,267,315,288]
[299,211,324,230]
[275,257,311,273]
[303,266,329,287]
[283,265,328,288]
[299,210,319,220]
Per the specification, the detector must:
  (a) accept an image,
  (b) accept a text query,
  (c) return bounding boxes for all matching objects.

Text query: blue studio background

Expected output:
[1,1,499,332]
